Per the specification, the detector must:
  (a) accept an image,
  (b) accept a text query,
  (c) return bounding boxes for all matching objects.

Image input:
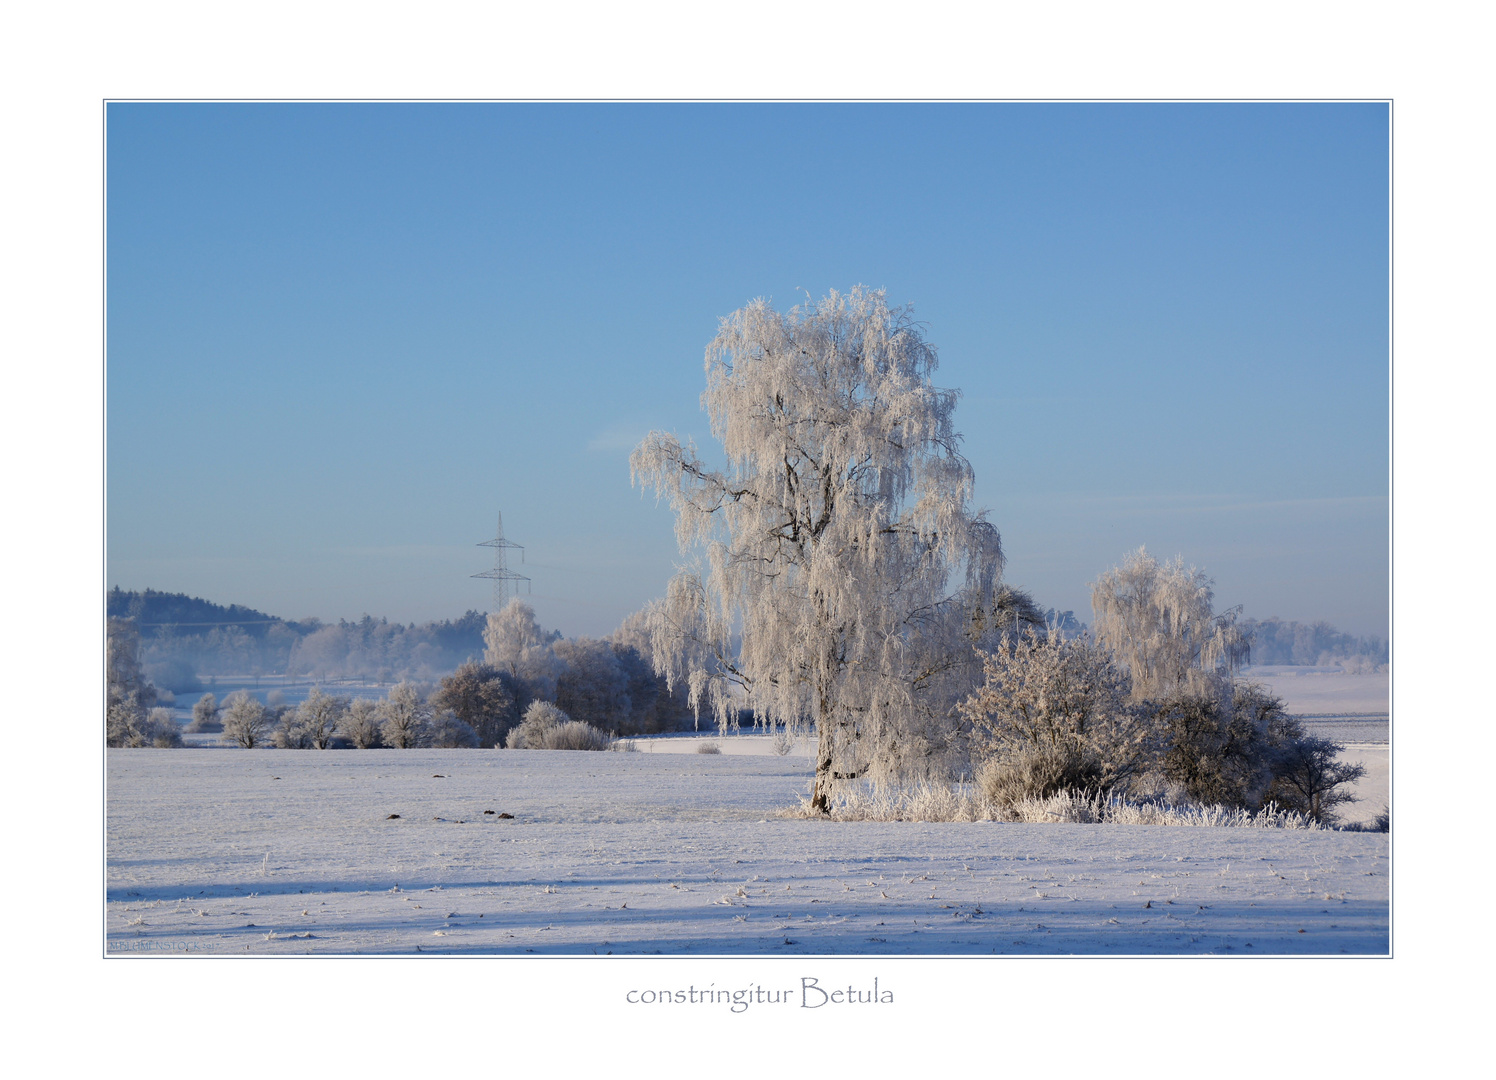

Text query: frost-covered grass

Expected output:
[790,783,1325,828]
[106,748,1388,956]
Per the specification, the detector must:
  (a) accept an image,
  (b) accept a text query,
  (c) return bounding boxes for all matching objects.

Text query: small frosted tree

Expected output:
[632,287,1007,812]
[340,697,384,748]
[298,687,348,749]
[377,681,430,749]
[106,700,145,747]
[188,692,221,732]
[220,690,270,748]
[1090,547,1249,702]
[106,617,158,745]
[429,660,518,748]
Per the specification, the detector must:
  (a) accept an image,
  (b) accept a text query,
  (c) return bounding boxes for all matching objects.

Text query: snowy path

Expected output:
[106,750,1389,956]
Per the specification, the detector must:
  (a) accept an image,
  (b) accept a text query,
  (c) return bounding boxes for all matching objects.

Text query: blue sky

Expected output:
[106,102,1389,637]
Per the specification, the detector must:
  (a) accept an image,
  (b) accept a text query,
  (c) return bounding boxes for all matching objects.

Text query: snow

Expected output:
[1242,669,1390,717]
[107,747,1388,955]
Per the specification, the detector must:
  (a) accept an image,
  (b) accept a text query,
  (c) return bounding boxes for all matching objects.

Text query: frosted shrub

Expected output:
[187,692,221,732]
[771,728,796,756]
[503,702,610,750]
[1343,808,1390,833]
[696,741,721,755]
[505,701,569,749]
[1000,791,1320,828]
[959,629,1156,808]
[339,698,383,748]
[145,706,183,748]
[428,709,481,748]
[109,696,181,748]
[537,720,612,751]
[791,781,987,822]
[975,750,1078,810]
[1155,682,1302,809]
[220,690,270,748]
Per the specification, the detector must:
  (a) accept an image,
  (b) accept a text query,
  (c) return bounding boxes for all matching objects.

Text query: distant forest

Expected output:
[107,587,1389,694]
[107,587,487,690]
[1237,617,1388,669]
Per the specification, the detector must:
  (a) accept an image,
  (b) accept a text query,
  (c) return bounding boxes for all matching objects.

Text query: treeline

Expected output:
[1240,617,1389,669]
[106,596,699,745]
[108,588,489,688]
[285,613,488,683]
[193,680,631,753]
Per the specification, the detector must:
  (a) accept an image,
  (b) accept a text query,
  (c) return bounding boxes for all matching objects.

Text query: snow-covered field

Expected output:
[107,748,1388,956]
[1243,668,1390,718]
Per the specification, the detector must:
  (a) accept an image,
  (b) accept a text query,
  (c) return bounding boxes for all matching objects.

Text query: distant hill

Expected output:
[107,587,293,639]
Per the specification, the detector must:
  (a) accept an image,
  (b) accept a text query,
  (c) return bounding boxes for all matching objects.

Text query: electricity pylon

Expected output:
[472,512,530,610]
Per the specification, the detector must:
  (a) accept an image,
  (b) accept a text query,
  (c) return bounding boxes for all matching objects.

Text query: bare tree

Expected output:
[1267,735,1366,824]
[632,287,1007,812]
[220,690,270,748]
[554,638,631,731]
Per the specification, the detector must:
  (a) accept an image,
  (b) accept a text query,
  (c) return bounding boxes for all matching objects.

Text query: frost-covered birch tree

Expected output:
[632,287,1006,813]
[483,599,564,704]
[1090,547,1249,702]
